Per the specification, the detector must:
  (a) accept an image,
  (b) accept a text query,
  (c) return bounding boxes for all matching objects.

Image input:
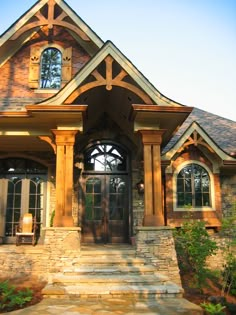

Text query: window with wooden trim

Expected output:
[0,158,47,241]
[40,48,62,89]
[176,163,211,209]
[29,46,72,89]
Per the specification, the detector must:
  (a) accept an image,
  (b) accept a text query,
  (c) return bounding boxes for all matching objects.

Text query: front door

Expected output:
[82,175,129,243]
[80,143,130,244]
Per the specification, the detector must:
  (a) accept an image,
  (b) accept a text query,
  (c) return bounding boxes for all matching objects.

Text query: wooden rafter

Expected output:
[178,130,215,153]
[65,56,153,104]
[10,0,90,41]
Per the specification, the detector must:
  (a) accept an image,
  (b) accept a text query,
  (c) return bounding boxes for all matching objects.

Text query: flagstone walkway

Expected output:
[3,297,203,315]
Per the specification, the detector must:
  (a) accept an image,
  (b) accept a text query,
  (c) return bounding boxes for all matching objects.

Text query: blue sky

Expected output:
[0,0,236,121]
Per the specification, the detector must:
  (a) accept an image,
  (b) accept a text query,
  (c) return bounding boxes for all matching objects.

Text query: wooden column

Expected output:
[52,130,78,227]
[140,130,165,226]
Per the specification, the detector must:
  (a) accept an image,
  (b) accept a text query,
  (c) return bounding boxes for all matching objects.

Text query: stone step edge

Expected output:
[62,265,158,274]
[74,258,147,264]
[42,284,184,296]
[80,252,136,255]
[49,274,170,284]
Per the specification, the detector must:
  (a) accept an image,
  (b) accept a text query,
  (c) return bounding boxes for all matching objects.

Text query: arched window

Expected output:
[84,143,127,172]
[176,163,211,208]
[40,48,62,89]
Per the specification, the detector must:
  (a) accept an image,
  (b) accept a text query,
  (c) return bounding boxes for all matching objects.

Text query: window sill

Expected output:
[174,207,215,212]
[34,89,59,94]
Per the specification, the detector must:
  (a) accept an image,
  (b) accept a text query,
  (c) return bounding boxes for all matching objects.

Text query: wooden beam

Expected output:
[105,56,113,90]
[48,0,56,28]
[38,136,56,154]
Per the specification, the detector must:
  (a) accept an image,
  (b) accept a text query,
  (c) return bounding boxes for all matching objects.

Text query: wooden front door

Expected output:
[82,174,129,243]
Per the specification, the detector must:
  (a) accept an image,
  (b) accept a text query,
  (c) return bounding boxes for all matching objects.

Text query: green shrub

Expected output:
[200,302,226,315]
[174,215,218,289]
[220,202,236,296]
[0,280,32,311]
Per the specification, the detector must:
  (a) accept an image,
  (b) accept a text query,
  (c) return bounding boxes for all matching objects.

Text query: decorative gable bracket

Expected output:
[10,0,90,42]
[65,55,153,104]
[177,130,215,153]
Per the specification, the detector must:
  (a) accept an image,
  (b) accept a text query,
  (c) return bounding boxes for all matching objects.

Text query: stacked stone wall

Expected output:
[0,246,47,280]
[0,228,81,281]
[136,227,182,286]
[221,174,236,217]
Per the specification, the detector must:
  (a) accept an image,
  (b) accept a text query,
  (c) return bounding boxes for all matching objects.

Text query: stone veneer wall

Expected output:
[131,160,145,234]
[43,227,81,273]
[0,228,81,281]
[135,227,182,286]
[221,174,236,217]
[206,233,236,270]
[0,246,47,280]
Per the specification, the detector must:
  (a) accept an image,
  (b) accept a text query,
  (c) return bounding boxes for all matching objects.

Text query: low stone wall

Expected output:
[136,226,182,286]
[0,227,81,281]
[0,246,47,280]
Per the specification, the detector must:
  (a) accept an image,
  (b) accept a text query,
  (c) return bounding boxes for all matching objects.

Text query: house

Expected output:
[0,0,235,247]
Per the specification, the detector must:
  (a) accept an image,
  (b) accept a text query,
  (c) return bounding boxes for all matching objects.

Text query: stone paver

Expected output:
[2,298,203,315]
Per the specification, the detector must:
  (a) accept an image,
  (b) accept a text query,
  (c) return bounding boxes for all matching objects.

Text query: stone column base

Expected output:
[43,227,81,250]
[42,227,82,273]
[136,226,182,286]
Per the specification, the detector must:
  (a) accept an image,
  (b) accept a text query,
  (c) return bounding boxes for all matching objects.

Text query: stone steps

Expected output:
[43,245,182,300]
[42,245,203,314]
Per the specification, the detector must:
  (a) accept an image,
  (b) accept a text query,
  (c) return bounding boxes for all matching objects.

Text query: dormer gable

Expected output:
[0,0,103,67]
[163,121,236,169]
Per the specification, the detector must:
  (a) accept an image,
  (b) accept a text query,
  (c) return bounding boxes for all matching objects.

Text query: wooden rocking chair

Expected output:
[15,213,37,246]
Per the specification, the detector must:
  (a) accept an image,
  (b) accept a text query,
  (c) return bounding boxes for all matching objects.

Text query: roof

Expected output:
[163,107,236,155]
[39,40,188,107]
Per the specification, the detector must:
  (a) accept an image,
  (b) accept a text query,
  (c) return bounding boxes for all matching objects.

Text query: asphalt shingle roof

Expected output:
[163,107,236,156]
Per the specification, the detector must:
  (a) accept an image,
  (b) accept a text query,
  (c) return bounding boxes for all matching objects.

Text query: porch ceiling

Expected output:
[131,105,193,146]
[0,105,87,152]
[75,85,143,143]
[0,135,51,151]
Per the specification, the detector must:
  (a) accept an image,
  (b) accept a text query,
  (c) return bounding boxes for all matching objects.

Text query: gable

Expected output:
[163,108,236,157]
[0,0,193,149]
[162,121,236,166]
[0,0,103,67]
[39,40,186,107]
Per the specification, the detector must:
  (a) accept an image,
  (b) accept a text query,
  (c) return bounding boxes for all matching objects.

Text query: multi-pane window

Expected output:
[177,163,211,208]
[85,177,102,221]
[0,158,47,238]
[40,48,62,89]
[84,144,127,172]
